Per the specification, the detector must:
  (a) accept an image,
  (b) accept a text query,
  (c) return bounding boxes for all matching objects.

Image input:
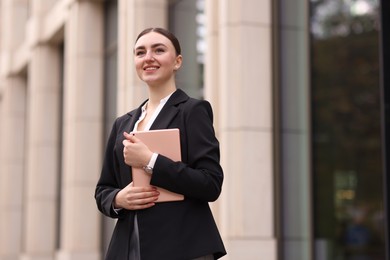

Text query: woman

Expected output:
[95,27,226,260]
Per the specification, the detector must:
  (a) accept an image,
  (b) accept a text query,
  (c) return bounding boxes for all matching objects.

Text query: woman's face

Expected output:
[134,32,182,86]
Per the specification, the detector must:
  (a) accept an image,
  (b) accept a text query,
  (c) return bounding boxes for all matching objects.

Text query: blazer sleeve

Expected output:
[95,118,125,218]
[150,99,224,202]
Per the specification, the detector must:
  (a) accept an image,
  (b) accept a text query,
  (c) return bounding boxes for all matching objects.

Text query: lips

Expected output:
[144,66,159,71]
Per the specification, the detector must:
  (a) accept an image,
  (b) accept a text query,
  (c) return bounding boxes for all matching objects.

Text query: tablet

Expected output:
[130,128,184,202]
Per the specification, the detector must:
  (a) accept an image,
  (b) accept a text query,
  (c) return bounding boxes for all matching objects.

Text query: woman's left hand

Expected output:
[122,132,153,167]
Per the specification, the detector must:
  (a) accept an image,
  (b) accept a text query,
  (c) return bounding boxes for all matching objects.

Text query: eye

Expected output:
[155,48,165,54]
[135,50,145,56]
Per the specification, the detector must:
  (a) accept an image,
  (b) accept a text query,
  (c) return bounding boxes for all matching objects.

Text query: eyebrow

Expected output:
[134,43,167,52]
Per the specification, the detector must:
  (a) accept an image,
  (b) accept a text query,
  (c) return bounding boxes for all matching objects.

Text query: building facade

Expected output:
[0,0,387,260]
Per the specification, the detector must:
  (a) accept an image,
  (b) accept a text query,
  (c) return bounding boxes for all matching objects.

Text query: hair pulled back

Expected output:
[135,27,181,56]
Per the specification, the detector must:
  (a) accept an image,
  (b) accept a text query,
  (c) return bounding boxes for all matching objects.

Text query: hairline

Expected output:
[135,27,181,56]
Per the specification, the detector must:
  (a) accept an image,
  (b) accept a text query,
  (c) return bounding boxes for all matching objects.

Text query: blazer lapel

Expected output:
[126,101,146,133]
[150,89,189,130]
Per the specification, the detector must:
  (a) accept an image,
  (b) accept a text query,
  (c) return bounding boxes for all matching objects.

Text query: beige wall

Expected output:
[0,0,276,259]
[212,1,276,259]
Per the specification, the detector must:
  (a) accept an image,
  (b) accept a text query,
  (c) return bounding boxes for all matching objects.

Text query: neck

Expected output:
[147,82,176,106]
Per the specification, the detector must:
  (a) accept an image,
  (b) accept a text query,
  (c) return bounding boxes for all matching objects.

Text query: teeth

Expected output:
[145,67,158,70]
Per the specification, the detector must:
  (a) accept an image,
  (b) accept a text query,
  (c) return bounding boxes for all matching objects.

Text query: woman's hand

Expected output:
[122,132,153,167]
[114,182,159,210]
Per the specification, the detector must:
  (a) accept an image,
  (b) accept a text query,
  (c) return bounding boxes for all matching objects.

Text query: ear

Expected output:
[174,55,183,71]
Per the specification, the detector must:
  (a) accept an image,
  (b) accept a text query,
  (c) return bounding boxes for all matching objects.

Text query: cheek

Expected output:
[134,61,144,74]
[134,60,142,70]
[161,57,177,69]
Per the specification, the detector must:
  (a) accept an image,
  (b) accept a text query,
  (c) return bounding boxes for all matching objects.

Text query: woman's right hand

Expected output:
[114,182,159,210]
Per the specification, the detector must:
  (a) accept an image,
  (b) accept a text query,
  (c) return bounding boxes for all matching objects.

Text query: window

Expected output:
[168,0,205,99]
[310,1,385,259]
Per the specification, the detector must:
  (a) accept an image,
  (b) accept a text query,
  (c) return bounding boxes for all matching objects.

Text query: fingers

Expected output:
[122,132,139,156]
[123,132,139,143]
[122,133,131,147]
[127,191,160,210]
[122,134,135,165]
[121,184,160,210]
[122,133,152,167]
[128,195,159,210]
[123,132,132,141]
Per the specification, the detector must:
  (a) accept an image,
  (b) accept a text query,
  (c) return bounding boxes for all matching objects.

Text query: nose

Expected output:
[144,51,154,61]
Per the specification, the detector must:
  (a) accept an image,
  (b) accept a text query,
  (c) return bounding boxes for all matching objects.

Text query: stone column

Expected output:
[0,0,28,259]
[117,0,167,114]
[204,0,222,224]
[0,77,26,260]
[204,0,220,117]
[216,0,277,259]
[22,44,61,260]
[56,1,103,259]
[0,0,28,76]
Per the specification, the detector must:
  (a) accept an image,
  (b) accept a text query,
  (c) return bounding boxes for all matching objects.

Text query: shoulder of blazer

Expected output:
[166,88,190,107]
[112,106,142,134]
[113,89,191,127]
[115,112,132,128]
[168,89,213,118]
[113,99,148,129]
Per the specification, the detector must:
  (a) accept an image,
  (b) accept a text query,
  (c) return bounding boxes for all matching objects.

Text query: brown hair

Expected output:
[135,27,182,56]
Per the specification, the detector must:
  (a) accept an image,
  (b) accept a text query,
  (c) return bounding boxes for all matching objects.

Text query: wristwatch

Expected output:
[143,165,153,174]
[143,153,157,174]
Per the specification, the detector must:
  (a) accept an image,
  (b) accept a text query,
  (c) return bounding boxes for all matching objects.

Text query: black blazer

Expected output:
[95,89,226,260]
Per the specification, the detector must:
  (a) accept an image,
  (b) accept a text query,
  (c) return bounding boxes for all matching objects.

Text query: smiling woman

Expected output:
[95,27,226,260]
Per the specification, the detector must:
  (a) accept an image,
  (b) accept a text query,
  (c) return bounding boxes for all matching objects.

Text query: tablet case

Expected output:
[130,128,184,202]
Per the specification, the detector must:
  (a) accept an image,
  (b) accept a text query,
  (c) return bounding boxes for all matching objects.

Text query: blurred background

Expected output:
[0,0,389,259]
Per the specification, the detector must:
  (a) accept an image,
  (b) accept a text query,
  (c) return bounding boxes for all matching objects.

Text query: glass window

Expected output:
[310,1,385,259]
[168,0,205,99]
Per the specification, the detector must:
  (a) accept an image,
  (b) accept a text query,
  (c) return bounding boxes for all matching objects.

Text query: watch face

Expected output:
[143,166,153,174]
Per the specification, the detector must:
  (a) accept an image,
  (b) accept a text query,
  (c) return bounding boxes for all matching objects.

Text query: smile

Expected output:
[144,66,159,71]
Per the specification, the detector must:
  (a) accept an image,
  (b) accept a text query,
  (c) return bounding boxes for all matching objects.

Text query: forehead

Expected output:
[134,32,173,49]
